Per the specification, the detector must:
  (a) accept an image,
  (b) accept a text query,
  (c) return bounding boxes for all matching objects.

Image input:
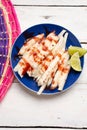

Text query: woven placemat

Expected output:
[0,0,21,101]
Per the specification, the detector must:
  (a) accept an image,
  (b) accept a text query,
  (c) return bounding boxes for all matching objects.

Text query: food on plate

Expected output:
[70,52,82,72]
[18,33,44,55]
[14,29,71,94]
[38,33,70,94]
[50,51,70,90]
[68,46,87,57]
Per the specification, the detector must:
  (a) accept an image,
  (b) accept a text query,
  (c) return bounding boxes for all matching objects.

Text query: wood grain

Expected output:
[14,6,87,42]
[0,82,87,128]
[0,128,73,130]
[13,0,87,6]
[0,1,87,129]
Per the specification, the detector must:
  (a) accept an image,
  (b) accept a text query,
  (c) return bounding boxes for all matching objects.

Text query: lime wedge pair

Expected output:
[68,46,87,71]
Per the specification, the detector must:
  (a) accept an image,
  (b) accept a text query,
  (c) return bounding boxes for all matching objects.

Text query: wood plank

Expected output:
[0,83,87,128]
[1,2,87,129]
[14,6,87,42]
[0,128,74,130]
[12,0,87,6]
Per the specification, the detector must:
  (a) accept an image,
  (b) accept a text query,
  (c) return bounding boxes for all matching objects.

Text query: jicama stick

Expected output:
[37,32,68,89]
[30,31,68,94]
[33,38,63,79]
[47,64,58,86]
[27,32,60,77]
[14,30,70,94]
[15,30,66,74]
[30,31,66,79]
[50,33,69,90]
[37,84,46,95]
[51,51,70,89]
[52,32,68,54]
[18,33,44,55]
[37,56,59,94]
[58,29,66,37]
[58,63,70,91]
[14,32,59,77]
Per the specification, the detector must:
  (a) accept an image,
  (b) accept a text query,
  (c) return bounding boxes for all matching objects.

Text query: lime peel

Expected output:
[68,45,87,57]
[70,52,82,72]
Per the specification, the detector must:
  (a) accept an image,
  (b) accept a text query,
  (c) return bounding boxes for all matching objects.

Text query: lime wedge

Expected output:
[70,52,82,71]
[68,46,87,57]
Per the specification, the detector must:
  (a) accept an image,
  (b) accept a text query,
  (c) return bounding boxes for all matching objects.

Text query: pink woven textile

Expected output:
[0,0,21,101]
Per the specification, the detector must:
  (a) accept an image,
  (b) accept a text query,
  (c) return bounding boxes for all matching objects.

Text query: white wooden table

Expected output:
[0,0,87,129]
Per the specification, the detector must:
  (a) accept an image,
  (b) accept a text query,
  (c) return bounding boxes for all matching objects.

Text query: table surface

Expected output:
[0,0,87,130]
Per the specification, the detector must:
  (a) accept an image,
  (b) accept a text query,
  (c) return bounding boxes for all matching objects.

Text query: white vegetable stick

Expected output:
[15,30,66,75]
[46,31,55,37]
[41,31,59,51]
[14,62,20,72]
[47,64,58,86]
[18,33,44,55]
[37,61,59,95]
[47,31,57,39]
[27,33,60,78]
[58,64,70,91]
[51,30,66,54]
[51,51,69,89]
[37,84,46,95]
[14,32,58,77]
[14,36,56,77]
[51,70,61,89]
[14,51,38,77]
[36,31,69,92]
[14,30,70,94]
[50,32,69,89]
[46,31,68,87]
[14,57,31,78]
[63,32,68,50]
[37,54,61,95]
[37,56,59,86]
[14,58,26,78]
[58,30,66,38]
[38,30,66,52]
[52,36,64,55]
[46,32,68,81]
[32,34,65,79]
[54,32,68,53]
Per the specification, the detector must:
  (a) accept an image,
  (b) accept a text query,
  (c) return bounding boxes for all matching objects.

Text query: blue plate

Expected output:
[10,23,84,95]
